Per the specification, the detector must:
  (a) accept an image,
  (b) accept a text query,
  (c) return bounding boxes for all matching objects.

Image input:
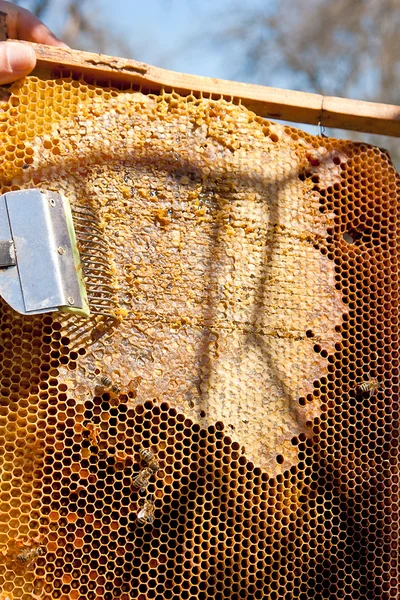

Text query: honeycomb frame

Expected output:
[0,51,398,600]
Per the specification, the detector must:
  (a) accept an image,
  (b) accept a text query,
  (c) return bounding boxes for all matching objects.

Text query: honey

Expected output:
[0,74,397,599]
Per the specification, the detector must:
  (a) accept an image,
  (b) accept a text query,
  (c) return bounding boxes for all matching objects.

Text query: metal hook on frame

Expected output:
[318,95,327,138]
[318,121,327,138]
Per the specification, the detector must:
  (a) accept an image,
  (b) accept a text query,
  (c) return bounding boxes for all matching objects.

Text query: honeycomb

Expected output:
[0,70,398,599]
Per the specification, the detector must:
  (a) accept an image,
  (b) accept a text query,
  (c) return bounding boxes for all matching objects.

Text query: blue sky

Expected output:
[20,0,274,81]
[94,0,288,85]
[93,0,276,80]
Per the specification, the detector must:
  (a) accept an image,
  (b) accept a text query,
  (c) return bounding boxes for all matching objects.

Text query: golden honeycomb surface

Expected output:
[0,73,398,599]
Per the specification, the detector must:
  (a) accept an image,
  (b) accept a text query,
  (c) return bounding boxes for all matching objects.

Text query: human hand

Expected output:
[0,0,68,85]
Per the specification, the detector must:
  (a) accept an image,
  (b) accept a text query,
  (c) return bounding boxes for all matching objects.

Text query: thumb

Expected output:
[0,42,36,84]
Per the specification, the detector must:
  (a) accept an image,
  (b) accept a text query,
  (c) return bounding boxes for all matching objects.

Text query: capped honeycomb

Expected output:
[0,68,398,599]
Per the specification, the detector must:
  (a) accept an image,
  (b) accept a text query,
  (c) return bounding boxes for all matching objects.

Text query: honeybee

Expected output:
[358,377,384,396]
[16,546,43,567]
[137,494,155,526]
[83,422,101,447]
[139,447,159,473]
[99,375,121,395]
[132,467,154,491]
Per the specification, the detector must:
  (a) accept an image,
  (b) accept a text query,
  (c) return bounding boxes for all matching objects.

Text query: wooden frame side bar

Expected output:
[26,42,400,138]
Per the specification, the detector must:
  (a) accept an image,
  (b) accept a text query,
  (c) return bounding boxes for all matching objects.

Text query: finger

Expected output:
[0,41,36,84]
[16,11,69,48]
[0,2,68,48]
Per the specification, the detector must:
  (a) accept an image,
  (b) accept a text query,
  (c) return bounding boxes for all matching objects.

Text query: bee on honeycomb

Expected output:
[137,494,156,526]
[357,377,384,396]
[139,447,159,472]
[99,374,121,394]
[16,546,44,568]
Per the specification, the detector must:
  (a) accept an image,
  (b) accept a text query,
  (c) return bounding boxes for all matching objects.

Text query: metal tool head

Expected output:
[0,189,90,316]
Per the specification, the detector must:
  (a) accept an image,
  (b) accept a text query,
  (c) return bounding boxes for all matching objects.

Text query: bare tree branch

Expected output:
[30,0,50,19]
[198,0,400,165]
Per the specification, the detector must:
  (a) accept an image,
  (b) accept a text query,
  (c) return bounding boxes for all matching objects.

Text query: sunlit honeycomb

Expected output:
[0,68,398,599]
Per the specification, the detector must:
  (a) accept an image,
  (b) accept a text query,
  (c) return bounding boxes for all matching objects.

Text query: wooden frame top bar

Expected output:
[24,42,400,138]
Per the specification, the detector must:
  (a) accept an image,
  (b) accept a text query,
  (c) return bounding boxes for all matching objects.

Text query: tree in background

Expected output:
[201,0,400,164]
[219,0,399,104]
